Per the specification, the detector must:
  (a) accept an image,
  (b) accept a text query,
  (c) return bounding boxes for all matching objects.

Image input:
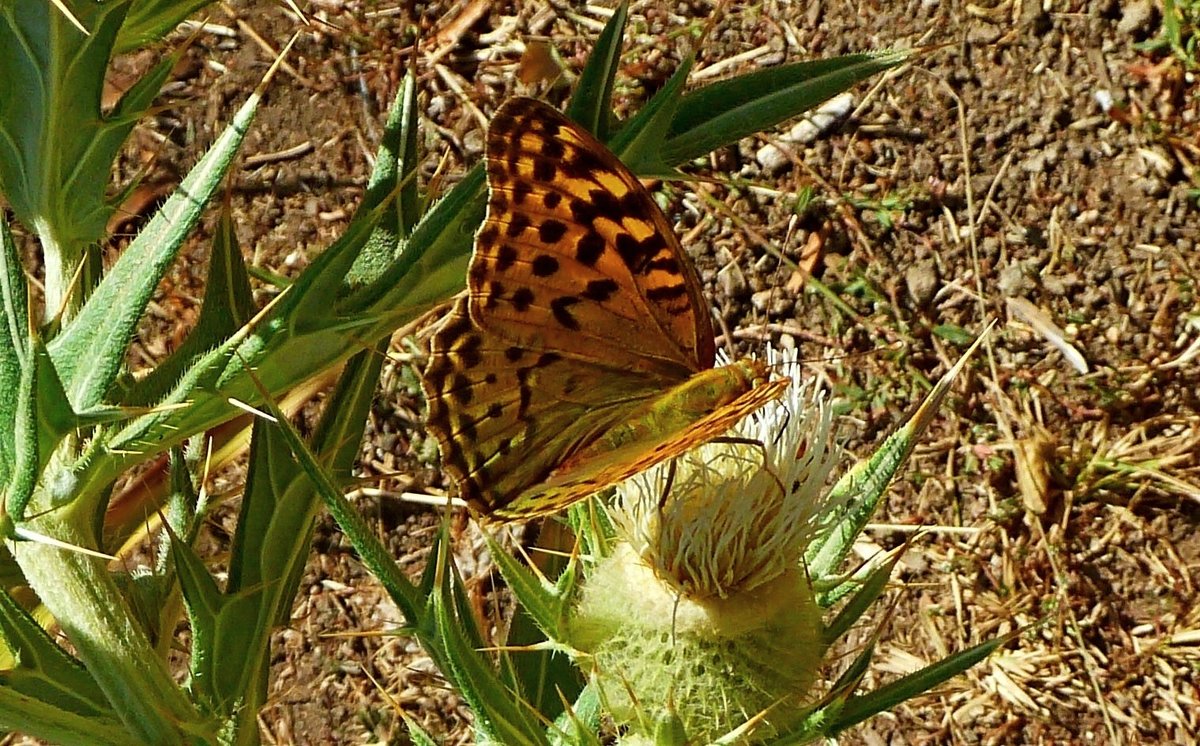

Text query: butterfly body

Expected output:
[423,98,787,522]
[564,359,768,465]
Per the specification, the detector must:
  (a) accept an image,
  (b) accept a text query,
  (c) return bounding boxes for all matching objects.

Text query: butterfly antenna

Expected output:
[818,343,901,366]
[772,408,791,447]
[703,305,724,358]
[708,434,788,496]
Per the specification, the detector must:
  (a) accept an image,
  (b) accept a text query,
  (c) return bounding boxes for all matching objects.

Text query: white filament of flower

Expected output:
[613,347,840,600]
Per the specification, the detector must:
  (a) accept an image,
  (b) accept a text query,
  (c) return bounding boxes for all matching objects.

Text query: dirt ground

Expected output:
[94,0,1200,743]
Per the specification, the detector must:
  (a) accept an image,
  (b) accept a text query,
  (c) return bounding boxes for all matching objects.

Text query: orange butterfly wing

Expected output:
[422,98,784,521]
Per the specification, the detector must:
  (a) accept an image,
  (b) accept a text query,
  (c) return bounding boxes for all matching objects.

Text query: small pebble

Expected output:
[997,262,1036,297]
[905,259,939,308]
[717,262,747,297]
[1116,0,1155,35]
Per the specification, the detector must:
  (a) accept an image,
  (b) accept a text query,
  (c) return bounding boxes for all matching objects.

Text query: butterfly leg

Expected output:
[709,435,788,496]
[771,408,792,447]
[656,457,679,513]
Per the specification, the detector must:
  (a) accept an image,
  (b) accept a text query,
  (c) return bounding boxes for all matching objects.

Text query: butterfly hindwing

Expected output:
[425,296,667,513]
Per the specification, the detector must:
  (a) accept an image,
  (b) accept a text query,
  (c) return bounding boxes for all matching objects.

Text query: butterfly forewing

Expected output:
[472,97,715,378]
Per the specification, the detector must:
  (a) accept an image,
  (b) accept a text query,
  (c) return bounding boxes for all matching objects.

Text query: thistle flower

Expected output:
[567,348,842,742]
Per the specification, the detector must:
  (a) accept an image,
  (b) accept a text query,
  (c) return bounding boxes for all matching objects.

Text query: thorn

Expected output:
[12,527,116,561]
[226,397,278,422]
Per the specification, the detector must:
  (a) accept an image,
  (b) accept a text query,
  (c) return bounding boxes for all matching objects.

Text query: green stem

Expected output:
[11,508,215,744]
[32,218,77,325]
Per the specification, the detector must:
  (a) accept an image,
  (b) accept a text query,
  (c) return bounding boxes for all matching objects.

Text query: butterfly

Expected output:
[422,97,789,522]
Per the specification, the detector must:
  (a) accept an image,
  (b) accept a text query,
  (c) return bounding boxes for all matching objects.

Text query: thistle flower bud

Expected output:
[567,350,841,742]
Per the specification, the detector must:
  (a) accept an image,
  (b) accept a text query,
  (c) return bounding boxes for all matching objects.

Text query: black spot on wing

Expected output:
[532,255,559,277]
[468,259,488,287]
[490,108,519,138]
[538,219,567,244]
[477,225,500,249]
[560,144,608,180]
[575,232,605,266]
[450,374,473,404]
[505,212,531,238]
[645,284,688,302]
[618,190,645,217]
[583,278,619,302]
[456,335,482,368]
[511,287,534,312]
[538,114,562,139]
[540,137,565,159]
[513,350,559,419]
[551,296,581,330]
[480,280,503,309]
[646,256,680,273]
[516,369,533,419]
[588,188,624,223]
[615,232,670,274]
[496,244,518,272]
[570,197,598,226]
[513,180,532,204]
[533,159,556,182]
[614,234,646,272]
